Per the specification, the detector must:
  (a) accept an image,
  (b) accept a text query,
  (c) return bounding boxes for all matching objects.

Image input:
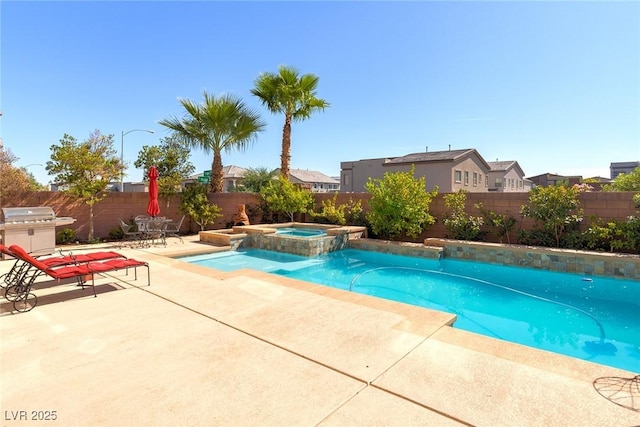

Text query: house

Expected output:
[526,173,582,188]
[286,169,340,193]
[183,165,248,192]
[182,166,340,193]
[486,161,532,192]
[610,161,640,179]
[340,148,497,193]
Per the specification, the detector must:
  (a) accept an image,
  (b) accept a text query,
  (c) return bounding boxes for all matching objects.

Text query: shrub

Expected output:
[442,191,484,241]
[56,228,76,245]
[180,183,222,230]
[582,216,640,254]
[365,166,437,240]
[311,193,364,226]
[108,227,124,240]
[520,184,584,247]
[475,202,516,243]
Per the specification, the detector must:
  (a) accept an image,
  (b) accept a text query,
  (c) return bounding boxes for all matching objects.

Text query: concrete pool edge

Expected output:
[162,245,640,423]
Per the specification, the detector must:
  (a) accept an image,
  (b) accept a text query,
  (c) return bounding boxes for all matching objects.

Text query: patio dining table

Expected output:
[134,216,172,247]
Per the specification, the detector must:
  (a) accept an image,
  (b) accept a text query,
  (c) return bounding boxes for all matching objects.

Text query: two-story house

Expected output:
[341,148,498,193]
[486,161,532,192]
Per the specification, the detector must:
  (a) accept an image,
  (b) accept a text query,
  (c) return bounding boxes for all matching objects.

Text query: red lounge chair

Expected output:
[37,250,128,267]
[4,244,150,313]
[0,245,32,289]
[1,245,128,288]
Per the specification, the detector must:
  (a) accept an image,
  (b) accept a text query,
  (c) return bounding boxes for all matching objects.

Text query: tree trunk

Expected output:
[281,114,292,180]
[210,151,224,193]
[88,204,94,241]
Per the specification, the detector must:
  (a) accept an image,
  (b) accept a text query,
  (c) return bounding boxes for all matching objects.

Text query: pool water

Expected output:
[180,248,640,373]
[274,227,327,237]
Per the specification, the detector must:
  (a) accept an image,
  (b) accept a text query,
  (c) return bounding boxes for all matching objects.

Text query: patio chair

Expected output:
[4,244,150,313]
[164,215,185,243]
[141,218,167,247]
[119,218,143,246]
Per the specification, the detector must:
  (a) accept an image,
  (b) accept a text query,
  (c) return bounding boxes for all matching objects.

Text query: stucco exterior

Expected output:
[341,149,494,193]
[486,160,531,192]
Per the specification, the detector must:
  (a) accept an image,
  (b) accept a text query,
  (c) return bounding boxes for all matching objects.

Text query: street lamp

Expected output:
[22,163,43,169]
[120,129,154,192]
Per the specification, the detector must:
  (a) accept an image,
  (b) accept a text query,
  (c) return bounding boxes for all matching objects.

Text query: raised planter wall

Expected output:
[425,238,640,280]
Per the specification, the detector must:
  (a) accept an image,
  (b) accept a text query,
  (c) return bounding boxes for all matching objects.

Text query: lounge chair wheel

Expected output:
[5,283,28,302]
[13,292,37,313]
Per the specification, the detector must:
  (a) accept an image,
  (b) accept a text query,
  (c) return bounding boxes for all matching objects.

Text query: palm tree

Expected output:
[251,65,329,180]
[159,92,265,192]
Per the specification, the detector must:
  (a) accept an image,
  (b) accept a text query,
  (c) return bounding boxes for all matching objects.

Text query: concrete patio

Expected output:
[1,236,638,426]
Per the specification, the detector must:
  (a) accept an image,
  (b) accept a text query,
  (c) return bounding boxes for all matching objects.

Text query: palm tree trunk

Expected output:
[281,114,292,180]
[211,151,224,193]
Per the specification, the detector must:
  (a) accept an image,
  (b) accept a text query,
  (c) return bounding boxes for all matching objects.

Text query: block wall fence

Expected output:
[1,191,637,243]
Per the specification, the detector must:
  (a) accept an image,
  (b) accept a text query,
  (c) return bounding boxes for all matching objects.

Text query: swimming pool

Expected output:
[180,248,640,373]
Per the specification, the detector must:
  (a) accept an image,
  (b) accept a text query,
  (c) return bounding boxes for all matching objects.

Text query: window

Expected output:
[464,171,469,186]
[479,174,482,183]
[485,175,488,187]
[454,170,462,183]
[495,177,502,188]
[473,172,478,186]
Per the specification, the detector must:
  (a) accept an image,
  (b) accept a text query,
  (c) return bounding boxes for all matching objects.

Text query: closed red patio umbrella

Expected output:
[146,166,160,217]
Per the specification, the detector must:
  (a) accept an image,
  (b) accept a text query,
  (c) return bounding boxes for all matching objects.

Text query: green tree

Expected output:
[46,130,121,241]
[603,167,640,191]
[134,134,195,198]
[251,65,329,180]
[179,183,222,231]
[260,175,314,222]
[239,166,277,193]
[158,91,265,193]
[520,184,584,247]
[365,167,438,240]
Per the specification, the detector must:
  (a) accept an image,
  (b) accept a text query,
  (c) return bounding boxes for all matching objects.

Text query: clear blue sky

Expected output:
[2,1,639,186]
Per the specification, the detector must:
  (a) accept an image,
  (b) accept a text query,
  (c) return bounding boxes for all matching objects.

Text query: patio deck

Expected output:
[1,236,638,426]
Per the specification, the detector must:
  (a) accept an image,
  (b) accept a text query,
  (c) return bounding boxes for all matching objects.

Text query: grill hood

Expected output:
[1,207,55,223]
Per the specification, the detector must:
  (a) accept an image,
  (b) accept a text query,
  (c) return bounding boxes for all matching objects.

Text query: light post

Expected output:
[22,163,43,169]
[120,129,154,192]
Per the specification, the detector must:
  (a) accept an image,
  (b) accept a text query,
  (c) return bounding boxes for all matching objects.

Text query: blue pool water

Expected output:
[180,248,640,373]
[274,227,327,237]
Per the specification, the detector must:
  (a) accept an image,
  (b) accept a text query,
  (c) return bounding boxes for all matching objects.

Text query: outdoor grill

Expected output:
[0,207,76,259]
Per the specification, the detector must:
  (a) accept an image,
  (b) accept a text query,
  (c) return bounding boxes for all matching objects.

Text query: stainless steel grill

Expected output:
[0,207,76,258]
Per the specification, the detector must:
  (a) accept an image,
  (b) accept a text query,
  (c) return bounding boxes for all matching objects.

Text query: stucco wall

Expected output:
[1,191,637,242]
